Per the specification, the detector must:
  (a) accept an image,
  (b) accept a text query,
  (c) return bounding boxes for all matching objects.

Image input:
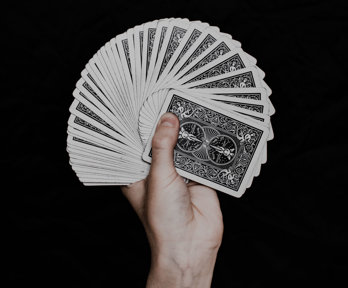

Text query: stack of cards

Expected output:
[67,18,274,197]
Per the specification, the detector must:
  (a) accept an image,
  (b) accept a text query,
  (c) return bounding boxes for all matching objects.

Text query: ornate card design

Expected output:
[144,92,267,195]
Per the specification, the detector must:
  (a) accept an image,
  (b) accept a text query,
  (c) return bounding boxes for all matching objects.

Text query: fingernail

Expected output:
[159,114,175,127]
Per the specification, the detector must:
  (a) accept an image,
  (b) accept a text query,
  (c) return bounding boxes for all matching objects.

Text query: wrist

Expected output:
[147,243,219,288]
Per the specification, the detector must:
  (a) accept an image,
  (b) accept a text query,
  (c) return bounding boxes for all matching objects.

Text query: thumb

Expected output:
[150,112,179,180]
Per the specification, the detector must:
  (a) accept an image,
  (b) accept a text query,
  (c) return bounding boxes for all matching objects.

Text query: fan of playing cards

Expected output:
[67,18,275,197]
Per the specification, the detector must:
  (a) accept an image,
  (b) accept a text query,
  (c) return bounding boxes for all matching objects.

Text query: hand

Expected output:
[121,113,224,288]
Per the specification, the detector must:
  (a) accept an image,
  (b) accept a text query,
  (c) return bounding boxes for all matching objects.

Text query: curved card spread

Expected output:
[67,18,274,196]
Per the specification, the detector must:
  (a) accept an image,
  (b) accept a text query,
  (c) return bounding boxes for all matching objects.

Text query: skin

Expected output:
[122,113,224,288]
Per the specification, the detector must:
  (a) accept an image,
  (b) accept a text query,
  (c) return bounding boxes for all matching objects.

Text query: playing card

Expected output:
[184,87,268,101]
[176,48,256,86]
[180,67,263,89]
[163,31,242,87]
[148,20,203,96]
[142,90,269,197]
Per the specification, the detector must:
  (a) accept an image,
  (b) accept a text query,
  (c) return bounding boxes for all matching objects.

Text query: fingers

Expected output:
[150,113,180,180]
[121,180,146,220]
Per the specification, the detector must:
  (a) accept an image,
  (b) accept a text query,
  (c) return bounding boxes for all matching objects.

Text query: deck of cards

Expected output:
[67,18,275,197]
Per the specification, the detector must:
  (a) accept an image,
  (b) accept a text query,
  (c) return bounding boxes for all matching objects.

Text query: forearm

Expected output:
[146,247,219,288]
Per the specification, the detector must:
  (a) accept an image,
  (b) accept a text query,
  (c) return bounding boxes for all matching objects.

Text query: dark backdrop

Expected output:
[5,0,348,287]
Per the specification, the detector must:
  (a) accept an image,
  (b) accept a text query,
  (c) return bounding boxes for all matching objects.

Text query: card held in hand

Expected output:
[68,18,274,197]
[142,90,269,197]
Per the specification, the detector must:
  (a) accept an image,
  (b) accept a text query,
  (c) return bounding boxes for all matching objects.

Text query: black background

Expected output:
[5,0,348,287]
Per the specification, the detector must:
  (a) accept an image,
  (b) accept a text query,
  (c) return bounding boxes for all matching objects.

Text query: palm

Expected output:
[122,177,223,251]
[185,182,223,248]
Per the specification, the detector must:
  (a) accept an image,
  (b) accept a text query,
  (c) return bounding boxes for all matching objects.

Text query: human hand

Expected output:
[121,112,224,288]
